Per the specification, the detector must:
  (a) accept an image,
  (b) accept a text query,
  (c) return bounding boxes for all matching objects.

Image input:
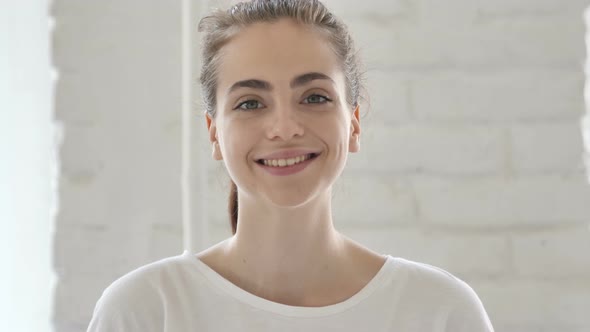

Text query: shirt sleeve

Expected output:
[444,278,495,332]
[86,276,164,332]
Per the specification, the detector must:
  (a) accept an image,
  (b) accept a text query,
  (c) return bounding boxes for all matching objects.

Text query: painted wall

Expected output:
[51,1,590,331]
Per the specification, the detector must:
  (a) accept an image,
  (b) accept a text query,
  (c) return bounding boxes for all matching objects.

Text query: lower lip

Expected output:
[256,154,319,176]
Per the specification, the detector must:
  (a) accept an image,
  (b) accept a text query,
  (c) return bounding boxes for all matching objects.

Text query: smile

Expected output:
[255,153,320,176]
[257,153,317,167]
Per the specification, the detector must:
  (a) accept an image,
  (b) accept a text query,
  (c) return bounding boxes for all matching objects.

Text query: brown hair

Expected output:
[198,0,367,235]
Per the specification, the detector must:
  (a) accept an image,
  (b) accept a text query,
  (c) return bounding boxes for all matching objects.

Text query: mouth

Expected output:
[256,153,320,168]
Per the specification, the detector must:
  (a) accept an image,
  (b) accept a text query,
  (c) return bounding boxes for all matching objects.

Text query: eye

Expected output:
[302,94,332,104]
[234,99,264,111]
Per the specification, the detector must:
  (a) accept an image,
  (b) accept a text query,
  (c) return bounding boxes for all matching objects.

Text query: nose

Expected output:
[266,105,304,141]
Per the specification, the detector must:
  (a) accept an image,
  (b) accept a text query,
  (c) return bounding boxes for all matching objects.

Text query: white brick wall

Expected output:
[54,0,590,331]
[347,123,506,174]
[414,174,590,226]
[52,1,184,331]
[412,71,584,122]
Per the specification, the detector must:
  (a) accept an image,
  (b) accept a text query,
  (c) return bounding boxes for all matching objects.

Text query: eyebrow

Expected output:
[227,72,335,95]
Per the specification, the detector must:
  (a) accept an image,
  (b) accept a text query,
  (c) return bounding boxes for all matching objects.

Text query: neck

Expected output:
[222,189,349,303]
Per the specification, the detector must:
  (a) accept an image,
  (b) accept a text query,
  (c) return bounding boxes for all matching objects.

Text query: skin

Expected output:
[200,18,386,307]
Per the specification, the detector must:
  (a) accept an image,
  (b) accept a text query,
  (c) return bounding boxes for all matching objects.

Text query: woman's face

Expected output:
[206,18,360,207]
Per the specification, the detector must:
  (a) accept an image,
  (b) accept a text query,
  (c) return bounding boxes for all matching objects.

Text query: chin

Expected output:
[266,195,314,209]
[263,186,330,209]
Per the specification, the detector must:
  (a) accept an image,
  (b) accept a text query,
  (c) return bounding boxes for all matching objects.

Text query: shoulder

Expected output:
[100,253,188,301]
[87,253,188,332]
[391,257,495,331]
[393,257,479,298]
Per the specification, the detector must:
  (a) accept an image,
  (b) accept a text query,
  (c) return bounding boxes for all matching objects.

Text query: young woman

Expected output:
[88,1,495,331]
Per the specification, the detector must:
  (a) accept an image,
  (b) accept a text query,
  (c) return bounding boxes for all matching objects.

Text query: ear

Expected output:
[205,111,223,161]
[348,105,361,153]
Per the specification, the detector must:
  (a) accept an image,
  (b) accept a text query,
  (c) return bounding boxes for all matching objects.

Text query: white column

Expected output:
[0,1,56,332]
[183,0,212,253]
[584,6,590,184]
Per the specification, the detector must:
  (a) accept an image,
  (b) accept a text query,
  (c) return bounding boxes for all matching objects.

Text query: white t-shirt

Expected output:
[87,250,494,331]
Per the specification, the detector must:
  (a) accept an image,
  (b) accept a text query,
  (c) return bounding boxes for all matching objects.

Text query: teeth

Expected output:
[261,154,313,167]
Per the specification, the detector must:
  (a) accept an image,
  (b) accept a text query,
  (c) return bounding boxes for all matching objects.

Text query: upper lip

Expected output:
[256,149,321,160]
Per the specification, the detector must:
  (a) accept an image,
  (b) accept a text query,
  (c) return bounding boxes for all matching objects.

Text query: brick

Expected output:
[511,226,590,278]
[59,125,105,184]
[53,274,114,329]
[204,0,234,11]
[345,20,444,69]
[582,115,590,151]
[347,122,505,175]
[470,17,584,65]
[477,0,589,19]
[53,224,154,276]
[322,0,412,21]
[52,2,181,71]
[583,115,590,180]
[57,124,182,227]
[149,224,184,259]
[52,2,182,124]
[413,71,584,122]
[510,122,586,173]
[51,1,191,330]
[342,0,480,67]
[362,70,410,124]
[54,76,103,126]
[413,174,590,227]
[471,280,590,327]
[348,14,583,68]
[340,226,509,278]
[417,0,480,27]
[332,173,416,226]
[54,70,182,125]
[51,1,133,18]
[56,177,110,226]
[58,171,182,228]
[60,122,182,173]
[497,325,590,332]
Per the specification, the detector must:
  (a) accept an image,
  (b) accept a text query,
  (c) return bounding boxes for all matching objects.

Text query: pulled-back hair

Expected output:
[198,0,366,235]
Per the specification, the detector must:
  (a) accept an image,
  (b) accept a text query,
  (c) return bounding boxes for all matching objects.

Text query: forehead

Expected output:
[216,18,344,92]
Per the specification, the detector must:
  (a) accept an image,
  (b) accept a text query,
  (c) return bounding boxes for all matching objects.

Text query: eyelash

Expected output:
[234,94,332,111]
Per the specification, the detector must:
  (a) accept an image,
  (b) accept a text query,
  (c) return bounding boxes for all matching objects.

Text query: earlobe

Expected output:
[205,111,214,133]
[212,142,223,161]
[349,105,361,153]
[349,133,360,153]
[205,112,223,161]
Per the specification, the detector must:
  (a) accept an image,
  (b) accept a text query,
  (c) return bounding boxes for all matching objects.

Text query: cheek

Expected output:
[336,115,353,149]
[220,121,254,157]
[332,114,351,137]
[315,118,350,153]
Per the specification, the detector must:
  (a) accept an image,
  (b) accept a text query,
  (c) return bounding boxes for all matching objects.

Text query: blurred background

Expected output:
[2,0,590,331]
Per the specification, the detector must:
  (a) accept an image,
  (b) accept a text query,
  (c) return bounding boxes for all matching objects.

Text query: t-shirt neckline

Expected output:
[180,250,396,318]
